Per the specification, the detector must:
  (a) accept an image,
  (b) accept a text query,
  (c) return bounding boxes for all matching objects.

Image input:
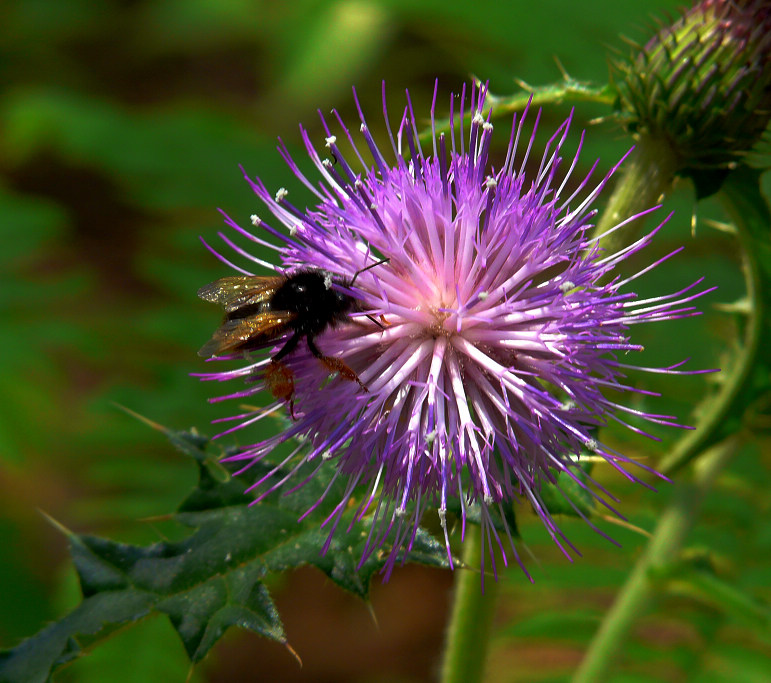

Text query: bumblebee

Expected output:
[198,263,385,414]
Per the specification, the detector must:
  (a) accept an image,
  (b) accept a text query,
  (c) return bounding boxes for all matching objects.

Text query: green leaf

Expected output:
[0,589,155,683]
[657,552,771,632]
[538,460,596,519]
[0,427,450,682]
[502,608,600,641]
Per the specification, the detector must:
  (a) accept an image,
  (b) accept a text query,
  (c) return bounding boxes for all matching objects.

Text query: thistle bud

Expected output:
[614,0,771,197]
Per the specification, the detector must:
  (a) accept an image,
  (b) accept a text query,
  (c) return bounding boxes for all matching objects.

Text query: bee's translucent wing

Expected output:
[198,310,296,358]
[197,276,284,312]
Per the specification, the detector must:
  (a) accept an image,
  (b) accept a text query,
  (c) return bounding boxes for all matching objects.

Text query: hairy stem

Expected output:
[592,134,679,253]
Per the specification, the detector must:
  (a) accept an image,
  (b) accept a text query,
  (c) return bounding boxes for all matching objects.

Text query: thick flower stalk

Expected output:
[198,83,713,578]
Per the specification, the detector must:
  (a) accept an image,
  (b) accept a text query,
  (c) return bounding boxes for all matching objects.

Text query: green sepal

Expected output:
[443,495,520,540]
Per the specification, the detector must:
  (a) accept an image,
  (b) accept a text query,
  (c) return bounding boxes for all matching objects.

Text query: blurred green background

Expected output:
[1,0,768,681]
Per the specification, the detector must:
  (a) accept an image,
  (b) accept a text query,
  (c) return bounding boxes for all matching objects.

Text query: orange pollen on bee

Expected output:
[264,361,296,417]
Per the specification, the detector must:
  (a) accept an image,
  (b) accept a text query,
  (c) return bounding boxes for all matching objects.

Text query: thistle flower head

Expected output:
[614,0,771,195]
[198,83,713,579]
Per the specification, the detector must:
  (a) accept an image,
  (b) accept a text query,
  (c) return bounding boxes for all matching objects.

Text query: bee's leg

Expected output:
[320,356,368,391]
[264,360,297,419]
[365,313,391,328]
[273,331,303,362]
[307,337,367,391]
[265,333,303,418]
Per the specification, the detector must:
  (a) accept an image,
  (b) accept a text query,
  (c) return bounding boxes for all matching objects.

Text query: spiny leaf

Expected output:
[0,427,450,682]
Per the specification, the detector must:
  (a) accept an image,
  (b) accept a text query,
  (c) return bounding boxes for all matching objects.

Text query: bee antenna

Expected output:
[350,257,389,287]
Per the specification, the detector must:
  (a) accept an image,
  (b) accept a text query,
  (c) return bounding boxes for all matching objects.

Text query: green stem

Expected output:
[571,436,738,683]
[421,80,614,145]
[440,525,500,683]
[591,135,679,254]
[660,168,766,475]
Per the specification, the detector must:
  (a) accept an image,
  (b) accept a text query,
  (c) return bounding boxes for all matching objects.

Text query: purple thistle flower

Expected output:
[197,82,714,580]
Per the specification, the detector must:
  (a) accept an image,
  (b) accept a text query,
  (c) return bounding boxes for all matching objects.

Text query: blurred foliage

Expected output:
[0,0,768,682]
